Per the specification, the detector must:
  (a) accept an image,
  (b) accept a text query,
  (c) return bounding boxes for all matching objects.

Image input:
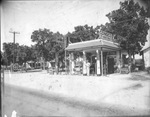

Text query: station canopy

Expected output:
[65,39,120,52]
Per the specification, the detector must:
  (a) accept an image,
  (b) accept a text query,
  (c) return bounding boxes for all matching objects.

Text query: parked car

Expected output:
[135,59,144,70]
[13,63,20,72]
[146,67,150,74]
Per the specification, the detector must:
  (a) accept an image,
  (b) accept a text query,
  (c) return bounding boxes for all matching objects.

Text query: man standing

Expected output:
[10,62,13,72]
[47,61,52,73]
[86,60,91,76]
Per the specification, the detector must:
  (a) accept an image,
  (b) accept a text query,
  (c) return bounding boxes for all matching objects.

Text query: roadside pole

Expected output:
[1,68,4,117]
[9,30,20,71]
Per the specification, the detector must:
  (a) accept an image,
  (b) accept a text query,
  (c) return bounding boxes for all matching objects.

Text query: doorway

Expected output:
[108,57,114,74]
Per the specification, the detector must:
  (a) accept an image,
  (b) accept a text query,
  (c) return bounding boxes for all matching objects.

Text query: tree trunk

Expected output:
[43,61,45,70]
[142,52,145,70]
[43,57,45,70]
[133,54,135,64]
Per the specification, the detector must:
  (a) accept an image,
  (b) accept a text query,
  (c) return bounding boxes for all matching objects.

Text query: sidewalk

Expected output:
[4,71,150,113]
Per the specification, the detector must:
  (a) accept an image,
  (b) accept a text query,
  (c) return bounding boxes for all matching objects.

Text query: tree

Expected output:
[51,32,64,74]
[31,29,65,72]
[17,45,35,64]
[31,28,54,61]
[2,42,38,66]
[1,51,6,65]
[101,0,149,72]
[3,42,20,65]
[16,45,26,64]
[30,45,40,61]
[68,24,99,43]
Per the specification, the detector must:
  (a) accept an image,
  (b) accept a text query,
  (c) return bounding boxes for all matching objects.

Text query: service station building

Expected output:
[65,31,128,76]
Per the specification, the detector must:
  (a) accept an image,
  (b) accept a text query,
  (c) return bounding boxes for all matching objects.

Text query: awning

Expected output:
[65,39,120,52]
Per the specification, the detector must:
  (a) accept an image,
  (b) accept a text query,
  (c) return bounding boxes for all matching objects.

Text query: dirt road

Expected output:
[2,71,150,116]
[3,84,149,117]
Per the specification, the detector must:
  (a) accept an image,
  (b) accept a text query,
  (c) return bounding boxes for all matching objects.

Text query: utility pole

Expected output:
[9,30,20,66]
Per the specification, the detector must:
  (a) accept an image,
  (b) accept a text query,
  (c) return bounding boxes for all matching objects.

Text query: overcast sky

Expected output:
[1,0,139,48]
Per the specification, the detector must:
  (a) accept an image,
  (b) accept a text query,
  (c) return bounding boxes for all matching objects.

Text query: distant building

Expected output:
[141,18,150,69]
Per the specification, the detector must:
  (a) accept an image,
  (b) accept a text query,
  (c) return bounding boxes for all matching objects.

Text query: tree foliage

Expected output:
[101,0,149,56]
[17,45,35,64]
[2,42,35,65]
[51,32,64,73]
[67,24,99,43]
[31,28,54,61]
[100,0,149,72]
[1,51,6,65]
[31,28,65,72]
[3,42,19,65]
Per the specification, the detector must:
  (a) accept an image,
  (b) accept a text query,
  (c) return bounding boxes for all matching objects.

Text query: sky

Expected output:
[1,0,125,48]
[1,0,147,49]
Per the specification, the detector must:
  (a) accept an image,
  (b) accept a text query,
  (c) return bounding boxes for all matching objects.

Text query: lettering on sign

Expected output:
[107,51,116,55]
[117,35,126,41]
[99,30,113,42]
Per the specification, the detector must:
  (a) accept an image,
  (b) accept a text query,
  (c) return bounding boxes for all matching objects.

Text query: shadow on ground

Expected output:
[128,74,150,81]
[100,83,143,102]
[124,83,143,90]
[3,84,150,116]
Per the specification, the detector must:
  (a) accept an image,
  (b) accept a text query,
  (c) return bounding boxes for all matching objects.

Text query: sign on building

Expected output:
[116,35,126,41]
[99,30,113,42]
[107,51,116,55]
[99,30,126,43]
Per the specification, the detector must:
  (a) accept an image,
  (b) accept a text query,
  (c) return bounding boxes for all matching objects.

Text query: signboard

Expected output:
[107,51,116,55]
[99,30,113,42]
[116,35,126,41]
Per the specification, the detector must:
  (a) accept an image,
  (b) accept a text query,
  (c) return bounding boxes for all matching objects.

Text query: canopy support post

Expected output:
[101,48,103,76]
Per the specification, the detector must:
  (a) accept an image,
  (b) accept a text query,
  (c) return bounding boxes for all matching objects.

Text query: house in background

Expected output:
[141,18,150,69]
